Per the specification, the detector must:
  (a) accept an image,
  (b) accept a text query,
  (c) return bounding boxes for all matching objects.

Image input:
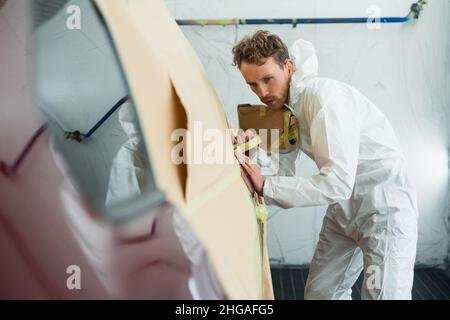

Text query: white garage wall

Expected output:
[10,0,449,267]
[168,0,450,266]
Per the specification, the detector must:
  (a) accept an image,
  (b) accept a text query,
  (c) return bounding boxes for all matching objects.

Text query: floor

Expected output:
[270,267,450,300]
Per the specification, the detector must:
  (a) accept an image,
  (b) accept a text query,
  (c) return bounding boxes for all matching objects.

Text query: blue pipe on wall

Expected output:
[175,0,428,26]
[176,14,412,26]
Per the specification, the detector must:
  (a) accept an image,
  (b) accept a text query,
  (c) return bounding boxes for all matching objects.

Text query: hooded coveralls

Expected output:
[258,39,418,300]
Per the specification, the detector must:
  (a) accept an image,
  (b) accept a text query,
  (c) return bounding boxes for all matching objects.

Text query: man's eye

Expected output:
[264,77,272,83]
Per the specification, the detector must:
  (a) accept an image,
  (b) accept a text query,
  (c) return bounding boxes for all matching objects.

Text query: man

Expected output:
[233,30,418,300]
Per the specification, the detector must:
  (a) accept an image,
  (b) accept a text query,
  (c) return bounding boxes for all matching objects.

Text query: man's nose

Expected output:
[257,85,269,98]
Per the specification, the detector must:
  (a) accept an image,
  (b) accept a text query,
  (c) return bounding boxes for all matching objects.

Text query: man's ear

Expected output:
[285,58,295,76]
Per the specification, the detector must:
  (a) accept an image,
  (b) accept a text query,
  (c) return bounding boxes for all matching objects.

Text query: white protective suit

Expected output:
[106,103,224,299]
[256,39,419,300]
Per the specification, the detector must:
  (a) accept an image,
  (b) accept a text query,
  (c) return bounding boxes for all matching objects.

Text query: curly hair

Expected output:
[232,30,290,68]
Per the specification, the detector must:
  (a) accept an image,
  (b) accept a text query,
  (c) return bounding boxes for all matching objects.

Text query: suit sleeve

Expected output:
[263,94,360,209]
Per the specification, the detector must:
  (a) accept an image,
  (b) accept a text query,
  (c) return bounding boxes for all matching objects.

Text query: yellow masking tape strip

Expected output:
[255,202,269,224]
[259,106,268,117]
[283,111,290,148]
[234,135,261,153]
[254,194,270,299]
[255,220,263,299]
[288,115,299,143]
[253,195,263,299]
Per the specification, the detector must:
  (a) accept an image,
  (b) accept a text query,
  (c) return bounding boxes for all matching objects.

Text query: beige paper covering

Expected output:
[95,0,273,299]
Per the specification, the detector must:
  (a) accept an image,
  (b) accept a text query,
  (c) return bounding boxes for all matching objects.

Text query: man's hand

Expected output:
[235,151,265,196]
[239,164,255,195]
[233,129,258,149]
